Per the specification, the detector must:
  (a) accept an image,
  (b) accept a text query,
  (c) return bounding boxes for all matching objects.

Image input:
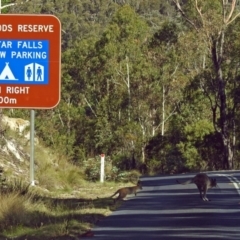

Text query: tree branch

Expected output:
[195,0,204,27]
[173,0,199,32]
[224,0,235,23]
[223,0,240,26]
[84,96,97,118]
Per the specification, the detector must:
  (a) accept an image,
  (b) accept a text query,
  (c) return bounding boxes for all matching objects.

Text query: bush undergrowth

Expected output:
[0,130,142,239]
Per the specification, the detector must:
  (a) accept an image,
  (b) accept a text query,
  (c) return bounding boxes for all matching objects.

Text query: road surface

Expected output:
[86,171,240,239]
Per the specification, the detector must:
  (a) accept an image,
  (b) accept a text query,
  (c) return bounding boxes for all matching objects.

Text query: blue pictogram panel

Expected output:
[0,40,49,84]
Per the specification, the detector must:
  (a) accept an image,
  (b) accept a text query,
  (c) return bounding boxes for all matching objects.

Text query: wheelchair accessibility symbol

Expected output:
[25,63,44,82]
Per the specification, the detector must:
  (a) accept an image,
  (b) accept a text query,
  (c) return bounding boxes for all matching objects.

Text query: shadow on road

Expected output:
[85,174,240,240]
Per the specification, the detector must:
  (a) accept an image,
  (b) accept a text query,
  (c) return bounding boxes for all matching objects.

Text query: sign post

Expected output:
[100,154,105,183]
[30,109,35,185]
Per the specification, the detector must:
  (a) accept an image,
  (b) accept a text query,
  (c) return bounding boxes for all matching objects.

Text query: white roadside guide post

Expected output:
[100,154,105,183]
[30,110,35,186]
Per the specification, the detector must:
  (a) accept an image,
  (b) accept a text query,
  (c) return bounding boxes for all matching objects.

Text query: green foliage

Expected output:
[184,120,214,141]
[0,193,31,232]
[4,178,30,195]
[0,182,120,239]
[0,167,29,195]
[177,120,215,170]
[0,0,14,13]
[150,21,180,46]
[5,0,240,173]
[83,157,122,182]
[83,156,140,182]
[145,134,185,174]
[112,154,133,171]
[84,158,101,182]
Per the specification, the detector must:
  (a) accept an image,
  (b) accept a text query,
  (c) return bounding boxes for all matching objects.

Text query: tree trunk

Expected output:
[174,0,238,170]
[212,32,233,170]
[141,145,145,163]
[126,56,131,122]
[221,135,233,169]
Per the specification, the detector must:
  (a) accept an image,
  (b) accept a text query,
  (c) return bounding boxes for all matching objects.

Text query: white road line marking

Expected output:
[217,174,240,196]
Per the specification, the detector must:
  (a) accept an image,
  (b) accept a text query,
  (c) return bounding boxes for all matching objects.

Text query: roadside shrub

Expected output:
[3,178,30,195]
[0,168,30,195]
[83,157,118,182]
[116,170,141,183]
[64,168,85,186]
[84,158,100,182]
[83,157,140,182]
[0,193,31,231]
[0,167,7,193]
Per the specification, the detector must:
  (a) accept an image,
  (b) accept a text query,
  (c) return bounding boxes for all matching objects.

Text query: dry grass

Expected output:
[0,129,141,239]
[0,178,133,239]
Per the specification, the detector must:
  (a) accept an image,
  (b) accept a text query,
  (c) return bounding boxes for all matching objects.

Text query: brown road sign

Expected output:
[0,14,61,109]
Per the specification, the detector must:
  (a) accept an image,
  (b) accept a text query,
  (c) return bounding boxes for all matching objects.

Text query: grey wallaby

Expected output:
[110,180,143,203]
[176,173,217,201]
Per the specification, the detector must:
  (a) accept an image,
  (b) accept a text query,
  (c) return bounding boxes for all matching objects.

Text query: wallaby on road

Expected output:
[110,180,142,203]
[176,173,217,201]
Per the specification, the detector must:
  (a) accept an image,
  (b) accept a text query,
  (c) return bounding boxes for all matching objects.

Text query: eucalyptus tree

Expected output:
[174,0,240,169]
[148,21,186,137]
[86,5,159,163]
[10,0,118,49]
[6,0,120,159]
[143,20,193,173]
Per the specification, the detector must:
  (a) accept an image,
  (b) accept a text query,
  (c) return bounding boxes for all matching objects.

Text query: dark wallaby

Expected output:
[110,180,142,203]
[176,173,217,201]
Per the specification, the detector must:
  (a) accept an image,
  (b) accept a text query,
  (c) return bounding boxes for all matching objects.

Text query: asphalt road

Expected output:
[86,171,240,240]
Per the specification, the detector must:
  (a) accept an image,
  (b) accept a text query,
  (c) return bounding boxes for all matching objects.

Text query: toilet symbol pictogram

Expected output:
[35,64,44,81]
[26,66,32,80]
[36,66,42,81]
[24,63,44,82]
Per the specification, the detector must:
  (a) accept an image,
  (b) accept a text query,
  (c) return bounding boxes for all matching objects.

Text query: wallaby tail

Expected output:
[109,190,119,199]
[176,179,192,185]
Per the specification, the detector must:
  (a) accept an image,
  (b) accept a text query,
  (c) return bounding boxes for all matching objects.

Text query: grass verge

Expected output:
[0,180,132,239]
[0,128,142,239]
